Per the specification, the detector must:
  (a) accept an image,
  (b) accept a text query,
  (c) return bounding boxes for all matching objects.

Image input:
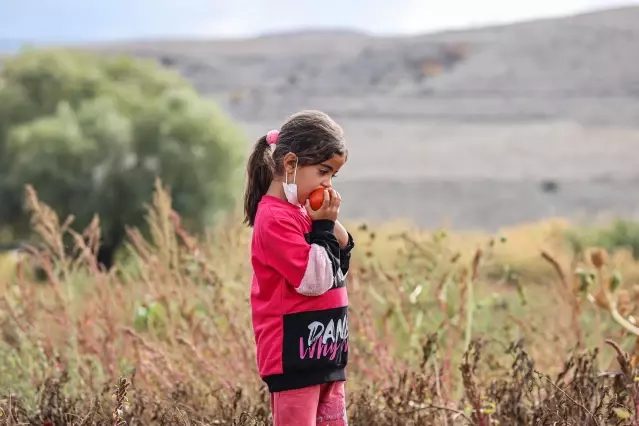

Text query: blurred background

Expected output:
[1,0,639,251]
[4,3,639,422]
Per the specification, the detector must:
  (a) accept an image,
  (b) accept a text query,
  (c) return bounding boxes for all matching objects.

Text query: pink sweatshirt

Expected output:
[250,195,354,392]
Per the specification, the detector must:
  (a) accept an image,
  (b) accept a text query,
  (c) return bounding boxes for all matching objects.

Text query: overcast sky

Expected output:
[1,0,638,43]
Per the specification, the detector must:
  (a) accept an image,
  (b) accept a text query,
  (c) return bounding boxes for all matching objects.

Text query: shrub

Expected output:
[0,48,248,268]
[565,219,639,260]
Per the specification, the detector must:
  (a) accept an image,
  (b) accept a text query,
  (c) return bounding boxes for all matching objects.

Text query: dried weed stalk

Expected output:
[2,183,639,424]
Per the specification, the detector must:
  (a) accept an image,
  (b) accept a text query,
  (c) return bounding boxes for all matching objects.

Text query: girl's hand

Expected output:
[330,190,349,248]
[305,188,340,222]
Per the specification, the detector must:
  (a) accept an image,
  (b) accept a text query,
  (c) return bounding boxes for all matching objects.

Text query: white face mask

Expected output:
[282,157,300,206]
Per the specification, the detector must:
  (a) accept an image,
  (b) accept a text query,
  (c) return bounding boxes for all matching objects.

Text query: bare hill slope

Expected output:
[4,7,639,229]
[80,6,639,125]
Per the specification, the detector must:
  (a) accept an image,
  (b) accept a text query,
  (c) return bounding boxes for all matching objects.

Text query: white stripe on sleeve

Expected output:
[296,244,335,296]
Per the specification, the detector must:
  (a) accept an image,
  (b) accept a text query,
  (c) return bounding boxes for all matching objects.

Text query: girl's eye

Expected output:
[319,169,338,178]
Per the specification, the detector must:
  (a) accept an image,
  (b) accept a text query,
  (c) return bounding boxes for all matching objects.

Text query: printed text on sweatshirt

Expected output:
[250,195,354,392]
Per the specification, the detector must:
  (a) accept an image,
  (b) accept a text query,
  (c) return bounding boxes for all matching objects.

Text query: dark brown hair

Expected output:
[243,110,347,227]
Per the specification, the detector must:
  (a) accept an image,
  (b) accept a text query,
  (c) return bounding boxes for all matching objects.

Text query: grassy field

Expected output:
[2,181,639,425]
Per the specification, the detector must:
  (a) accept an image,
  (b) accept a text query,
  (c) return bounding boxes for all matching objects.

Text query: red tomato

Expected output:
[308,187,327,210]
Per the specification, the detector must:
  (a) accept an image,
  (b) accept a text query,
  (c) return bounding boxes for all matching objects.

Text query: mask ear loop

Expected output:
[292,157,298,184]
[285,155,298,185]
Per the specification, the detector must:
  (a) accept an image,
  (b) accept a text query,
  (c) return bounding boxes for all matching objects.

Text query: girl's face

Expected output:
[285,154,346,204]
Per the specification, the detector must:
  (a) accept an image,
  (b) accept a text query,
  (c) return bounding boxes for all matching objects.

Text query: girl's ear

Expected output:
[283,152,298,173]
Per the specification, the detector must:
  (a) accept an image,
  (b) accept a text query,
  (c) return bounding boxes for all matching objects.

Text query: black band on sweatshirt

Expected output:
[339,232,355,275]
[311,219,335,234]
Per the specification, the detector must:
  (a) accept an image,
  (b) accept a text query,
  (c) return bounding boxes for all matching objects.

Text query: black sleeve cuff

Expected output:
[340,232,355,253]
[338,232,355,275]
[311,219,336,234]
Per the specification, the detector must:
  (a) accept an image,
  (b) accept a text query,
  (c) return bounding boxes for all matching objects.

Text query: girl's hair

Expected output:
[243,110,347,227]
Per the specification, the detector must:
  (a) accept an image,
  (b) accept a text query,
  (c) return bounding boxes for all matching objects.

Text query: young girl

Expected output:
[243,110,354,425]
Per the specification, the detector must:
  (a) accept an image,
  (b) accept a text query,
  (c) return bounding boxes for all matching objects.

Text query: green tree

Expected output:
[0,48,247,268]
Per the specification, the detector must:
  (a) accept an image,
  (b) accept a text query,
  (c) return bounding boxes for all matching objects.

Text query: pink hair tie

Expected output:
[266,130,279,145]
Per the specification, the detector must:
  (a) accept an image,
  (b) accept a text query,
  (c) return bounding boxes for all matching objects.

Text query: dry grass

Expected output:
[2,180,639,424]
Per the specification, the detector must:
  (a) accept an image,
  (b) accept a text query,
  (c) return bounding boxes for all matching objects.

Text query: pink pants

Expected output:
[270,381,347,426]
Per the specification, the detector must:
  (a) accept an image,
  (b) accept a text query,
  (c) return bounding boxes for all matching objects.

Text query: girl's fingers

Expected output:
[322,189,330,208]
[328,188,339,207]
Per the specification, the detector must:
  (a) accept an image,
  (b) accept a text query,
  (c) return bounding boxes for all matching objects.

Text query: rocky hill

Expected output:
[4,7,639,230]
[82,6,639,126]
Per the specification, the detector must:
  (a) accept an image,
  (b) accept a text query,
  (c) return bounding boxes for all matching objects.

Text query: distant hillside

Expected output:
[419,6,639,96]
[3,7,639,229]
[3,7,638,123]
[61,5,639,124]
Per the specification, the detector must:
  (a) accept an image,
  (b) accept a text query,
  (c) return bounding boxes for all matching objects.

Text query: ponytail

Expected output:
[243,135,274,227]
